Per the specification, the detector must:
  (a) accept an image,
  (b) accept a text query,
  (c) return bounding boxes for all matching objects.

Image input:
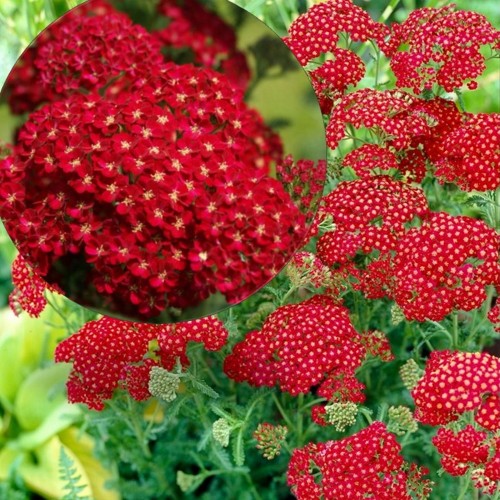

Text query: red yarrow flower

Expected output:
[224,295,371,419]
[316,176,428,299]
[153,0,251,89]
[8,254,60,317]
[412,350,500,427]
[309,49,365,114]
[55,315,228,410]
[1,62,307,319]
[283,0,389,66]
[386,5,500,93]
[287,422,432,499]
[392,212,500,321]
[432,113,500,192]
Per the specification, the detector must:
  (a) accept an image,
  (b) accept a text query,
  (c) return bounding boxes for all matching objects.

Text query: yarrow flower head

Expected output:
[55,315,228,410]
[4,0,119,114]
[326,89,432,150]
[148,366,180,402]
[392,212,500,321]
[412,350,500,428]
[287,422,432,499]
[224,295,367,400]
[432,425,500,494]
[342,144,427,183]
[387,406,418,436]
[387,5,500,93]
[316,176,428,298]
[283,0,389,66]
[6,8,163,114]
[432,113,500,192]
[253,423,288,460]
[323,401,358,432]
[212,418,232,448]
[309,49,365,115]
[399,358,424,391]
[0,62,307,319]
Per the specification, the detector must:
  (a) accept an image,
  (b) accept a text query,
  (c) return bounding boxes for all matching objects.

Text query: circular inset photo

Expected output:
[0,0,326,322]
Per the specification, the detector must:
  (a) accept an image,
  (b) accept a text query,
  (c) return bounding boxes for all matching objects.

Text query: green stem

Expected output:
[378,0,402,23]
[456,473,472,500]
[452,312,459,349]
[455,88,466,113]
[281,285,298,305]
[272,393,294,430]
[359,407,373,425]
[296,393,304,446]
[492,485,500,500]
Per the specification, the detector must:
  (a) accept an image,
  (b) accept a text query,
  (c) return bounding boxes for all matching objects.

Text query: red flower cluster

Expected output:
[432,113,500,192]
[153,0,250,89]
[392,213,500,321]
[5,0,253,115]
[387,5,500,93]
[283,0,387,113]
[329,92,471,186]
[283,0,389,66]
[433,426,500,494]
[6,5,161,114]
[276,155,327,220]
[8,254,57,317]
[316,176,428,298]
[55,315,228,410]
[1,61,307,318]
[342,144,427,183]
[412,350,500,428]
[327,89,443,150]
[287,422,431,499]
[309,49,365,115]
[224,295,366,398]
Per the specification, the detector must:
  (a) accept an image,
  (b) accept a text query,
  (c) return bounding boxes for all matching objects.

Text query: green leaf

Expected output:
[14,364,72,431]
[13,404,81,451]
[187,376,219,399]
[58,447,91,500]
[232,428,245,467]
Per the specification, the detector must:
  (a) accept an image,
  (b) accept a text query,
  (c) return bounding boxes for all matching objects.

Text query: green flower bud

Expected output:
[387,406,418,435]
[176,471,197,493]
[148,366,180,402]
[399,359,424,391]
[324,402,358,432]
[212,418,231,448]
[391,303,406,325]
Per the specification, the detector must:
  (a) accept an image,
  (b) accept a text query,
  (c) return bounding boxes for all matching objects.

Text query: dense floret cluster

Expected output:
[1,62,308,318]
[283,0,389,66]
[224,295,366,398]
[287,422,432,499]
[392,213,500,321]
[5,0,253,115]
[55,315,228,410]
[8,254,56,317]
[386,5,500,93]
[412,351,500,427]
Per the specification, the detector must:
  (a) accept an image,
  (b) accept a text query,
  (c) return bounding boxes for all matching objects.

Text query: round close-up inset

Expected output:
[0,0,326,323]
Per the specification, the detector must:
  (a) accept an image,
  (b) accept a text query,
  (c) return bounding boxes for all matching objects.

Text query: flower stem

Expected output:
[456,473,472,500]
[379,0,402,23]
[272,393,294,430]
[452,311,459,349]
